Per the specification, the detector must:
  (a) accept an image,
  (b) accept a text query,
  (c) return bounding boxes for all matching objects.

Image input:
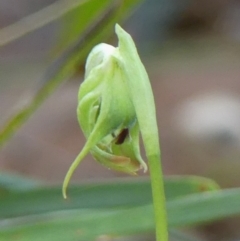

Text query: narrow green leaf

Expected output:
[1,188,240,241]
[0,176,218,218]
[0,188,240,241]
[168,187,240,227]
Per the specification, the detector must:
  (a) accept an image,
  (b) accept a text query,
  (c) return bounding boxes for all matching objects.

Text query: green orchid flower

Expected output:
[77,41,147,175]
[63,24,168,241]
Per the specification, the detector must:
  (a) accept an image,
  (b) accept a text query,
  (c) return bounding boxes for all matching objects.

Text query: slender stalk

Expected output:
[148,153,168,241]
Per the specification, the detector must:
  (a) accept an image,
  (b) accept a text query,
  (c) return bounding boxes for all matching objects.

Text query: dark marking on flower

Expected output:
[115,128,129,145]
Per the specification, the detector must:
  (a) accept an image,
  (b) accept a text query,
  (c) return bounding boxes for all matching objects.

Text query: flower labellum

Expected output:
[63,24,161,198]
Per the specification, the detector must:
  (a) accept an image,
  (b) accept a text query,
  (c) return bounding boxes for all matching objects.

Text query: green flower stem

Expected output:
[148,153,168,241]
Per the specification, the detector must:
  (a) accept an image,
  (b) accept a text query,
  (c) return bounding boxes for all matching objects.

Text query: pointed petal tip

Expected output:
[115,23,120,30]
[62,188,67,199]
[115,23,125,36]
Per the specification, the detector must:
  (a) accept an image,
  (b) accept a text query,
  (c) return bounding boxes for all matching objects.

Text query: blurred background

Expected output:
[1,0,240,240]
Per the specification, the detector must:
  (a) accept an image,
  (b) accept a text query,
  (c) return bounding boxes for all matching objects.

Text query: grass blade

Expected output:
[0,176,218,218]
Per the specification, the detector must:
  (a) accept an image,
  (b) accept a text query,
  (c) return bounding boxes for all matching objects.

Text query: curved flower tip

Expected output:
[63,24,161,197]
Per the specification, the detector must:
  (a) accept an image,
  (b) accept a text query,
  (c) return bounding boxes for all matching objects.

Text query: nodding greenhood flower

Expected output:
[63,24,161,198]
